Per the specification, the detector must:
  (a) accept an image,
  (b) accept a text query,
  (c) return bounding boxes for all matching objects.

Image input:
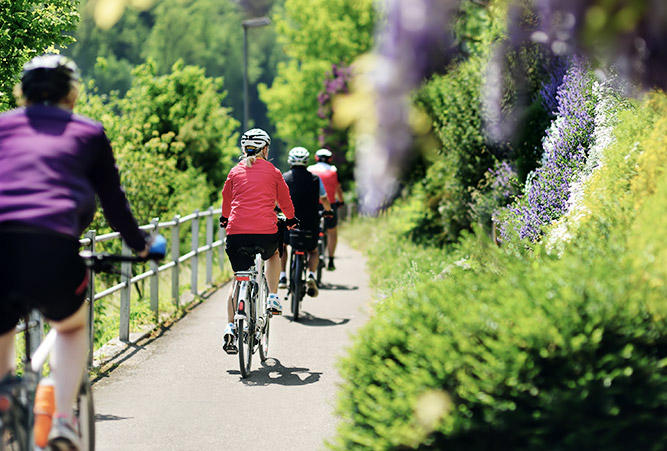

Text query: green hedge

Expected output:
[331,93,667,450]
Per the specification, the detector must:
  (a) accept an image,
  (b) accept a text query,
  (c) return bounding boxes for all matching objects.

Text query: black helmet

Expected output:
[20,54,81,105]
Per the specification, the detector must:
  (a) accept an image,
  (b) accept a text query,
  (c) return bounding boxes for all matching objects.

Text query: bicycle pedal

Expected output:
[223,339,238,355]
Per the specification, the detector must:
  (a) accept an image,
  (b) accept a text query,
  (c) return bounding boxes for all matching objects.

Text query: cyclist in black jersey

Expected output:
[279,147,333,295]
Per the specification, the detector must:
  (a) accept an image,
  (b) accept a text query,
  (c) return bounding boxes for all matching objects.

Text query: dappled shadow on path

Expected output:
[290,311,350,327]
[319,282,358,291]
[227,358,321,387]
[95,413,131,422]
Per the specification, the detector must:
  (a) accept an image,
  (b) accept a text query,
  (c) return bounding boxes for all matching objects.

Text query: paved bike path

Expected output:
[92,240,372,450]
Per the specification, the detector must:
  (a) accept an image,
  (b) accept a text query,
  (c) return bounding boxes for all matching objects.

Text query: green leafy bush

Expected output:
[332,92,667,450]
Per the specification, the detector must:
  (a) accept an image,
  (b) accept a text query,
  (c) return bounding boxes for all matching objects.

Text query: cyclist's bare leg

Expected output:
[327,226,338,259]
[0,330,15,379]
[280,244,288,273]
[265,251,281,294]
[308,248,319,273]
[226,283,235,324]
[50,303,87,418]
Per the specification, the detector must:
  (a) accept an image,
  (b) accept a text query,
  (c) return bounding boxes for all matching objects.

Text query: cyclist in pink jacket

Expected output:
[219,128,298,354]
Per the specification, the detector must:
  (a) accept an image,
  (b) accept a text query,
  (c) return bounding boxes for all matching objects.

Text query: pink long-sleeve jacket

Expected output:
[221,158,295,235]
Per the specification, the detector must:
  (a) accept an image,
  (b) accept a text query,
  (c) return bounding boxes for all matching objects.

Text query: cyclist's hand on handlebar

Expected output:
[219,215,228,228]
[285,217,300,230]
[144,234,167,260]
[323,210,334,219]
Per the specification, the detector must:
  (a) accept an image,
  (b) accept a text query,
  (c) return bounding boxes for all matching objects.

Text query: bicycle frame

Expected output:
[232,253,270,378]
[316,215,328,285]
[0,243,164,451]
[0,305,94,451]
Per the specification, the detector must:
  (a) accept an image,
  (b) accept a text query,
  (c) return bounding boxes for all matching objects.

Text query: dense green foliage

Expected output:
[76,61,238,229]
[334,92,667,450]
[64,0,282,141]
[259,0,375,154]
[0,0,79,110]
[409,1,557,246]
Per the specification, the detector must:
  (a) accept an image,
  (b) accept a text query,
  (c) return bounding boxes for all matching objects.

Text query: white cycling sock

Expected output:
[279,271,286,279]
[308,271,316,278]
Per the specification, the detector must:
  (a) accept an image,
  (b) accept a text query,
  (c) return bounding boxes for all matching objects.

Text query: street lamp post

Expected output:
[242,16,271,132]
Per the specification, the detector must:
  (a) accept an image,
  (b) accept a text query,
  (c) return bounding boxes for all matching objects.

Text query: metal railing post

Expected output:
[119,240,132,342]
[28,311,42,362]
[150,218,159,315]
[206,207,213,286]
[171,215,181,307]
[191,210,199,296]
[85,230,96,367]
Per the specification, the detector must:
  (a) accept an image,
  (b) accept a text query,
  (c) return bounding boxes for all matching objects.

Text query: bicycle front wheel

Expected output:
[237,284,254,378]
[316,235,325,285]
[76,374,95,451]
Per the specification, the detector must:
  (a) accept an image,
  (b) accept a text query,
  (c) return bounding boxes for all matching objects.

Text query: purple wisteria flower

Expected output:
[318,64,351,121]
[537,55,568,115]
[317,64,353,161]
[470,161,520,232]
[356,0,461,213]
[513,0,667,91]
[359,0,665,216]
[498,58,595,242]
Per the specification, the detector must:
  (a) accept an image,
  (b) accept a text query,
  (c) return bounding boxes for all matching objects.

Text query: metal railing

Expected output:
[79,207,226,354]
[21,202,358,365]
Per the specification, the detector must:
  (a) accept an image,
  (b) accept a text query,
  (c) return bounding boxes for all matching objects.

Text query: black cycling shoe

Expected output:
[278,276,287,289]
[306,275,319,297]
[327,258,336,271]
[222,324,238,355]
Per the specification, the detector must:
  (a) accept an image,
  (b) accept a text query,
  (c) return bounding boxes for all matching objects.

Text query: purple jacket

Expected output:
[0,105,146,251]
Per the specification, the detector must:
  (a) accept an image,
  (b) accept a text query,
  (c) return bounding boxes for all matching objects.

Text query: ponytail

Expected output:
[243,146,267,168]
[244,155,258,167]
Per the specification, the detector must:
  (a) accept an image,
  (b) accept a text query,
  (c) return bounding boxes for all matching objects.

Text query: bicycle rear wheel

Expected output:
[0,392,29,451]
[291,254,303,321]
[258,276,270,361]
[237,283,254,378]
[1,424,26,451]
[75,374,95,451]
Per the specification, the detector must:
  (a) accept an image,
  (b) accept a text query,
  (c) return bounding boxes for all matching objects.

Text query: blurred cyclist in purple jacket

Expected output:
[0,54,152,450]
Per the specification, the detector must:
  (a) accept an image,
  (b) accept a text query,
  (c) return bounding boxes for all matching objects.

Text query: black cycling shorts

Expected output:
[225,232,281,273]
[0,228,87,335]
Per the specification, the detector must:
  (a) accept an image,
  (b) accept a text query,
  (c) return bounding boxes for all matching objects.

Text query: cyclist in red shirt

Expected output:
[219,128,298,354]
[307,149,345,270]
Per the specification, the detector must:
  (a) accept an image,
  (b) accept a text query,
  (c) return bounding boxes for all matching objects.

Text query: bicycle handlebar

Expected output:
[79,234,167,273]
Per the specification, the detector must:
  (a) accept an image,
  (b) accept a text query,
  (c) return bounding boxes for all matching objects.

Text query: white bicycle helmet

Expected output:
[241,128,271,154]
[20,54,81,105]
[288,147,310,166]
[315,148,333,161]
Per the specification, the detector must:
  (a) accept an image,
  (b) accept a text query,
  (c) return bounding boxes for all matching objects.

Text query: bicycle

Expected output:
[0,235,166,451]
[285,229,317,322]
[316,213,328,286]
[230,248,271,379]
